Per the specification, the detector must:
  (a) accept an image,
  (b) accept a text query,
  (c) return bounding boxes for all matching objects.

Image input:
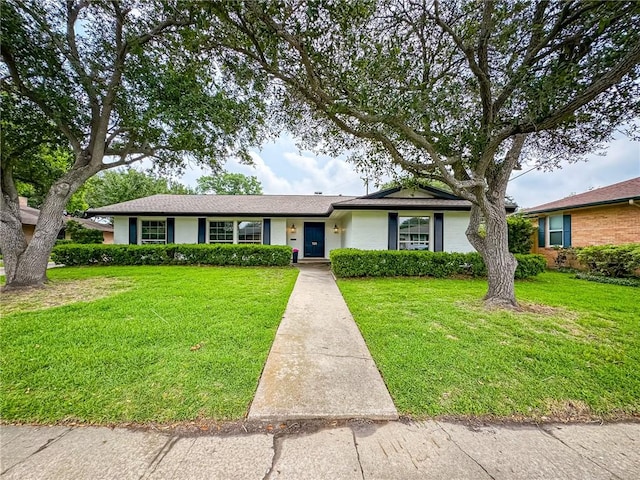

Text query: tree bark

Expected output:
[1,160,99,290]
[466,197,518,309]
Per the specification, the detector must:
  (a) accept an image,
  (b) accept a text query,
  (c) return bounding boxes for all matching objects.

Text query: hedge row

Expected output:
[329,249,546,279]
[576,243,640,278]
[51,244,293,267]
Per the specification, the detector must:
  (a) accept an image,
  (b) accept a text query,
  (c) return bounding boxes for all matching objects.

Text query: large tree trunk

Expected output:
[466,199,518,309]
[1,162,98,290]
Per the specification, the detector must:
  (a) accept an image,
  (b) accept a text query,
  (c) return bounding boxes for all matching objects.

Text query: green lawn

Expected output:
[337,271,639,419]
[1,266,298,424]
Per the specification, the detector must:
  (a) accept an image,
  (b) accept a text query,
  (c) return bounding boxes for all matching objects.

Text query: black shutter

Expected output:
[197,218,206,244]
[388,213,398,250]
[434,213,444,252]
[563,214,572,248]
[128,217,137,244]
[538,217,546,248]
[167,217,175,244]
[263,219,271,245]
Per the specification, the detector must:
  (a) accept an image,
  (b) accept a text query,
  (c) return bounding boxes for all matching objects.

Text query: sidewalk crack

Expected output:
[351,427,366,480]
[1,428,71,476]
[262,434,284,480]
[139,435,179,480]
[435,421,495,480]
[539,426,623,480]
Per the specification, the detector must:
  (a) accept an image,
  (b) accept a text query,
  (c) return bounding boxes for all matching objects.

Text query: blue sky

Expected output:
[180,132,639,210]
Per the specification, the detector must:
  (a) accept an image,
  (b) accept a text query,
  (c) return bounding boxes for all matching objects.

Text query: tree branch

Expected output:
[0,47,82,153]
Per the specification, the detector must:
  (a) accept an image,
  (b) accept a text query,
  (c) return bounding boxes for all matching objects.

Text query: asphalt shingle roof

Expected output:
[87,194,357,217]
[524,177,640,214]
[20,204,113,231]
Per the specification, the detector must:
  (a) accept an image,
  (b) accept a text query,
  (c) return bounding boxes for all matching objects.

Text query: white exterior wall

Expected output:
[113,216,129,244]
[443,211,473,252]
[270,218,287,246]
[341,213,353,248]
[324,222,342,255]
[347,211,388,250]
[174,217,198,244]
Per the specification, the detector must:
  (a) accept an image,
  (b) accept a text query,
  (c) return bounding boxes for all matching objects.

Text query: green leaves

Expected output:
[196,172,263,195]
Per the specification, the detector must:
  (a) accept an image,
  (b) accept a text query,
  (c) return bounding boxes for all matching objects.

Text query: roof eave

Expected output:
[524,196,640,216]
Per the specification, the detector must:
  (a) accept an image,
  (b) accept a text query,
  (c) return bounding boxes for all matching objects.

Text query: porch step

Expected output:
[296,258,331,266]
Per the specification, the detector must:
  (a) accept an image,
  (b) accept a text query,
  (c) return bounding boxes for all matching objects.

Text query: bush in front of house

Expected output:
[507,214,535,254]
[574,272,640,287]
[329,249,546,279]
[51,244,293,267]
[576,243,640,278]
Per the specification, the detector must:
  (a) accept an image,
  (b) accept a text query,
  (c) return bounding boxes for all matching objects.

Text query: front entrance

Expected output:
[304,222,325,258]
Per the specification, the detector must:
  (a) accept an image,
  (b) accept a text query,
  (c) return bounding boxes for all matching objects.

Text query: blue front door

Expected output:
[304,222,325,258]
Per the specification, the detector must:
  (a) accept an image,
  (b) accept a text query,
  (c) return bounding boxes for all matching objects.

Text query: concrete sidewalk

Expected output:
[248,264,397,421]
[2,421,638,479]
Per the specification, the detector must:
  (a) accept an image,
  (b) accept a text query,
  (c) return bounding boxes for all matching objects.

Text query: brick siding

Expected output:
[532,202,640,268]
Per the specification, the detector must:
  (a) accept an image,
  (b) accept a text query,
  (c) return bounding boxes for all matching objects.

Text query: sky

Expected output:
[179,132,640,210]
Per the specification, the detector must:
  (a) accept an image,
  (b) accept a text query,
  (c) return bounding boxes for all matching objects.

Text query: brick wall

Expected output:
[532,202,640,267]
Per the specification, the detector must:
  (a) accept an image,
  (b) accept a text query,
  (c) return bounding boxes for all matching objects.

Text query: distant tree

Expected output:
[207,1,640,308]
[85,169,194,209]
[0,1,265,289]
[197,172,263,195]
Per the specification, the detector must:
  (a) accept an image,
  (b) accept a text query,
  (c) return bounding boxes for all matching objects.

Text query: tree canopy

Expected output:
[85,169,195,209]
[206,0,640,306]
[196,172,263,195]
[0,0,267,288]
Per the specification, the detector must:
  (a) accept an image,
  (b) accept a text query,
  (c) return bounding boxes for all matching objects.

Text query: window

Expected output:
[548,215,563,246]
[399,216,430,250]
[238,221,262,244]
[141,220,166,244]
[209,221,234,243]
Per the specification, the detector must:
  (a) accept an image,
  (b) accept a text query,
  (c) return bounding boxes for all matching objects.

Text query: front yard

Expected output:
[1,266,298,424]
[338,271,639,420]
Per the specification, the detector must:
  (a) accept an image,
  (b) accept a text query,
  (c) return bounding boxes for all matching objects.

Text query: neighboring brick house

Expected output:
[524,177,640,267]
[19,197,114,244]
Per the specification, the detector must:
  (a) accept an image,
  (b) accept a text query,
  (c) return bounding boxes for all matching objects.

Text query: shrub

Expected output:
[329,249,545,279]
[507,214,535,254]
[65,220,104,244]
[51,244,292,267]
[575,272,640,287]
[576,243,640,278]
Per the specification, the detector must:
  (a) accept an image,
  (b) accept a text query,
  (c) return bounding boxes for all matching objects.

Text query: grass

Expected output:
[337,271,640,419]
[1,266,298,424]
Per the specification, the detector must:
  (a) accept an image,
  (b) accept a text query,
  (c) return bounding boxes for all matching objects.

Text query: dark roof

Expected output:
[86,187,518,216]
[87,194,356,217]
[333,197,475,210]
[524,177,640,215]
[20,204,113,232]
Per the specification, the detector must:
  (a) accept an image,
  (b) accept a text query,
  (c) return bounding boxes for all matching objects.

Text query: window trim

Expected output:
[139,219,167,245]
[208,220,234,244]
[398,215,431,251]
[237,220,263,244]
[547,214,564,247]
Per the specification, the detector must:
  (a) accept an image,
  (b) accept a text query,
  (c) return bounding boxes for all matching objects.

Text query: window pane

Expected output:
[209,221,234,243]
[141,220,166,244]
[549,215,563,230]
[398,216,430,250]
[238,221,262,243]
[549,231,563,246]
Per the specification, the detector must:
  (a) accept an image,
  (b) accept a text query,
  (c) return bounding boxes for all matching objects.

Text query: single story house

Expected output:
[19,197,114,244]
[87,185,516,259]
[523,176,640,266]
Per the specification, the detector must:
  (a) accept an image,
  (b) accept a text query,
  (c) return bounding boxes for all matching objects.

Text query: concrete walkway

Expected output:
[2,421,638,479]
[248,264,398,421]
